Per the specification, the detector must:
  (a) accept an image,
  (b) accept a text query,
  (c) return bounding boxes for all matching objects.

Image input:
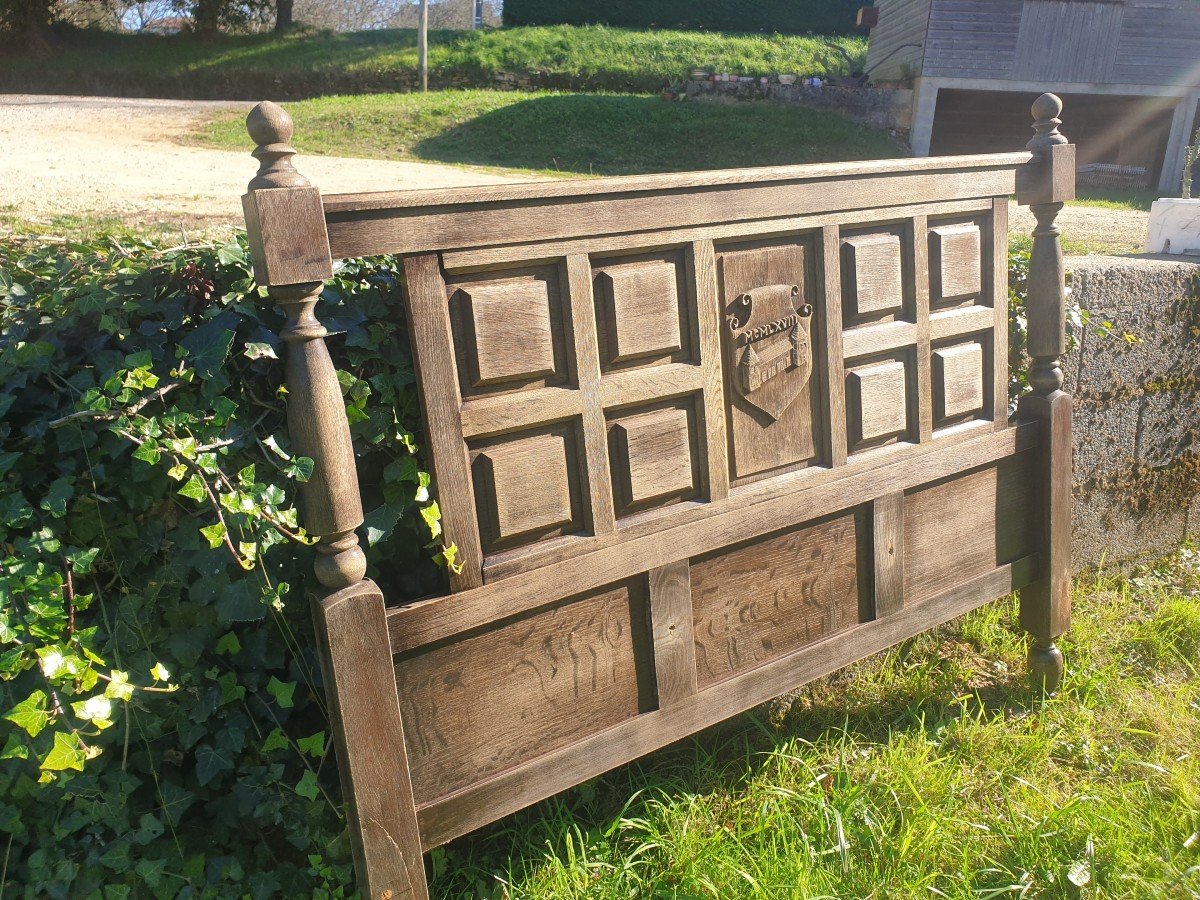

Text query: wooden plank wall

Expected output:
[865,0,932,82]
[922,0,1023,80]
[915,0,1200,87]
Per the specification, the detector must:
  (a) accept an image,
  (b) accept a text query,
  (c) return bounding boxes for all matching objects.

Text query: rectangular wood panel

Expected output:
[395,579,650,806]
[903,455,1035,604]
[691,512,863,688]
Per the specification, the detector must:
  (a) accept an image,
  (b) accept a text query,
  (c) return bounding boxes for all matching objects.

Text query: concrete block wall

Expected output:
[1064,254,1200,569]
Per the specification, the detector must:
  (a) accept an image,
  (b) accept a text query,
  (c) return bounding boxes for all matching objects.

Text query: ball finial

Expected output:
[245,100,309,190]
[1027,92,1067,151]
[246,101,293,148]
[1031,92,1063,124]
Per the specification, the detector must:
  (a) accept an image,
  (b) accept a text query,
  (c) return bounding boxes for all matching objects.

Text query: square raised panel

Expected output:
[847,359,909,444]
[842,233,904,319]
[609,406,695,512]
[461,279,557,388]
[934,343,985,421]
[595,262,683,364]
[474,432,574,544]
[930,224,982,303]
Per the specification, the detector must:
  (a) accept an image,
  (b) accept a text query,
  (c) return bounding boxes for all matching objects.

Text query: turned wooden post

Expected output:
[242,102,430,900]
[1016,93,1075,695]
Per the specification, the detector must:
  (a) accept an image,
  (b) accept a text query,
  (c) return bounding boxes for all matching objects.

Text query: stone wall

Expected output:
[1064,254,1200,569]
[683,80,914,134]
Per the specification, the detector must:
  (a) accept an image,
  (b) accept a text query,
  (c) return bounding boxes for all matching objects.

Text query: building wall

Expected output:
[914,0,1200,88]
[864,0,931,82]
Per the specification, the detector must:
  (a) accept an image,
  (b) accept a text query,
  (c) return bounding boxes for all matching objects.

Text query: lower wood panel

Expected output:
[395,579,651,806]
[903,455,1035,604]
[415,556,1036,850]
[691,512,863,688]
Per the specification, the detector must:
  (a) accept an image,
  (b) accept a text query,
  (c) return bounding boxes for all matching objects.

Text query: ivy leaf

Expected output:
[217,242,246,266]
[178,474,206,502]
[214,632,242,656]
[242,342,277,360]
[296,731,325,758]
[420,501,443,540]
[180,320,235,380]
[66,546,100,575]
[294,770,320,801]
[4,690,50,738]
[105,670,134,702]
[260,728,290,753]
[199,522,226,550]
[266,676,296,709]
[0,732,28,760]
[194,743,234,786]
[41,731,87,773]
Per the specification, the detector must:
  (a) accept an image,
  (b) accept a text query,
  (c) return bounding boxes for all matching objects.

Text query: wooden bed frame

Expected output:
[240,94,1075,899]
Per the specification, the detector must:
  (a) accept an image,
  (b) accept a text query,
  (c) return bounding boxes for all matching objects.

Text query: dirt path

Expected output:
[1009,201,1148,255]
[2,94,1149,253]
[0,94,534,234]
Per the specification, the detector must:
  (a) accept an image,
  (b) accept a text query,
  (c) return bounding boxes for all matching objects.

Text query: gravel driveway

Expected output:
[1,94,532,234]
[2,93,1148,253]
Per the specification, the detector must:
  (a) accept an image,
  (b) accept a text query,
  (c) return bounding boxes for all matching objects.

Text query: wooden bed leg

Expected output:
[1016,94,1075,695]
[241,102,431,899]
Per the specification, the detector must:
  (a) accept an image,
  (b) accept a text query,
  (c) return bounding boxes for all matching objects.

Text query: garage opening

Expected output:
[929,89,1177,189]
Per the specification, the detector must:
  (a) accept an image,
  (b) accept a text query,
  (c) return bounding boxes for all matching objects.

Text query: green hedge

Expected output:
[502,0,862,35]
[0,235,447,896]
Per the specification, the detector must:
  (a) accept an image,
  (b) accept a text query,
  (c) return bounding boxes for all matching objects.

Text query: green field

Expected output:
[432,558,1200,898]
[3,25,866,99]
[199,89,900,176]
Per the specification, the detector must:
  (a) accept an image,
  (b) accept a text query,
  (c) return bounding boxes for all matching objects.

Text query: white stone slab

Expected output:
[1145,198,1200,254]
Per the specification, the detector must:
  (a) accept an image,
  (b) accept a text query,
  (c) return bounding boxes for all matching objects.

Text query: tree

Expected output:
[275,0,291,30]
[0,0,56,52]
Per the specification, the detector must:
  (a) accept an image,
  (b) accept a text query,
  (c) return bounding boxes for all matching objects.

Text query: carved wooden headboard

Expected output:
[240,94,1075,899]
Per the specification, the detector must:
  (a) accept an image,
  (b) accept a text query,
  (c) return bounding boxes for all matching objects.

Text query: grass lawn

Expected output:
[1070,188,1159,213]
[3,25,866,99]
[199,90,901,176]
[429,555,1200,898]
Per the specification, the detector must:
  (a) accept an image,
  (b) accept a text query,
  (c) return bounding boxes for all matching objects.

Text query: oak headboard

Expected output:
[240,94,1076,899]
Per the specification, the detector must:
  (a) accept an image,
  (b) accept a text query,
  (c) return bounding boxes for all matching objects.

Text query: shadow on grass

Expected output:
[412,93,900,176]
[429,629,1037,898]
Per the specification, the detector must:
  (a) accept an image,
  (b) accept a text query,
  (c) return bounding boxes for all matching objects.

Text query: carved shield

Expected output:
[724,283,814,421]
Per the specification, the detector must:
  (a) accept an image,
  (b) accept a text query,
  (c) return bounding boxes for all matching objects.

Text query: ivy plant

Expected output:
[0,233,444,897]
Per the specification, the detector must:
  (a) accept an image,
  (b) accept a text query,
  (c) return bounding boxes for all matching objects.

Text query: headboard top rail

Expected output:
[321,151,1035,214]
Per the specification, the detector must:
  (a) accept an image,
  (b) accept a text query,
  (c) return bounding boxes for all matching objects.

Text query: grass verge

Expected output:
[198,89,900,176]
[3,25,866,99]
[429,553,1200,898]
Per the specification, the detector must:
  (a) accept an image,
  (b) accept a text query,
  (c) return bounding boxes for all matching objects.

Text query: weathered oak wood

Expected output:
[565,254,617,535]
[315,581,428,900]
[1016,94,1074,694]
[238,96,1073,897]
[415,556,1036,849]
[325,166,1026,259]
[388,423,1038,653]
[401,254,484,591]
[818,224,848,467]
[872,492,905,618]
[647,560,698,707]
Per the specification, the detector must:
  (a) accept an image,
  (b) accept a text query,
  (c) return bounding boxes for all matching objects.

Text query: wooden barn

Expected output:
[864,0,1200,192]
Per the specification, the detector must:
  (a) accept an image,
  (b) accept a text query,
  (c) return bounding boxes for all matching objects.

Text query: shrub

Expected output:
[0,234,443,896]
[502,0,862,36]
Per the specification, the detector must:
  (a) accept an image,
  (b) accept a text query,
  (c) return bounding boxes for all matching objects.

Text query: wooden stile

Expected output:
[238,96,1075,897]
